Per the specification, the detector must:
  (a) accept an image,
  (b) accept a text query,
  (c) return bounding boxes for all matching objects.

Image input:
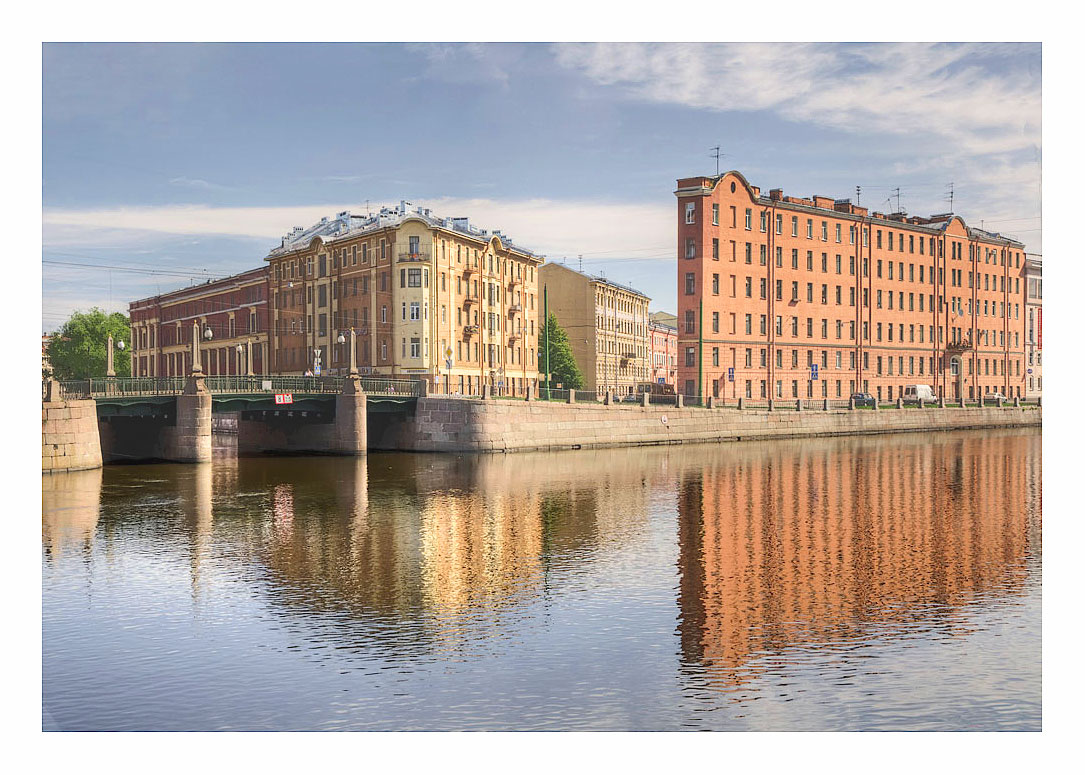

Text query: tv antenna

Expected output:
[945,182,955,213]
[892,187,902,213]
[578,254,583,272]
[855,185,861,206]
[710,146,725,176]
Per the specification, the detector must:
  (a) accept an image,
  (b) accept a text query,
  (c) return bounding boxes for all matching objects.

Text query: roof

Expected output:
[540,261,651,301]
[265,200,542,260]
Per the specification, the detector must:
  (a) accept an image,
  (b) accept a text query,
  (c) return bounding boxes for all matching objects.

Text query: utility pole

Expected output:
[543,284,551,401]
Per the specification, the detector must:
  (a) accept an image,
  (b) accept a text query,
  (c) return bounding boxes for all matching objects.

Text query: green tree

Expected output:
[46,308,131,380]
[542,313,584,390]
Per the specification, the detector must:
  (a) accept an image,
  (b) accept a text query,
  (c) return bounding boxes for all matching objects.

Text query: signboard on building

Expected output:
[727,367,734,382]
[274,393,293,405]
[810,363,819,380]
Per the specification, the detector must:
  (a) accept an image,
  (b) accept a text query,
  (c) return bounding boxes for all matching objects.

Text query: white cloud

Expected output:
[42,197,675,262]
[553,43,1040,156]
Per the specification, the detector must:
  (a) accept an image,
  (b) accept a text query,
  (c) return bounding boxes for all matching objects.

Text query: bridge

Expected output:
[46,372,429,466]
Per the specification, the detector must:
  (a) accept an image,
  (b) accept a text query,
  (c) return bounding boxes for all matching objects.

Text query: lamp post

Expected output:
[337,329,358,376]
[106,334,125,377]
[236,343,244,378]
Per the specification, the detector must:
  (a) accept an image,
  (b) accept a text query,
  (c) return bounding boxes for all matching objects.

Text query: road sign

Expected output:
[727,367,734,382]
[274,393,294,405]
[444,346,453,359]
[445,358,453,370]
[657,377,665,384]
[1027,368,1033,375]
[810,363,819,380]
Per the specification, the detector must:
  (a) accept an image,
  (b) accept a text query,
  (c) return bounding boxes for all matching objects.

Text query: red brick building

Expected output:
[648,319,677,387]
[128,267,271,377]
[675,170,1030,402]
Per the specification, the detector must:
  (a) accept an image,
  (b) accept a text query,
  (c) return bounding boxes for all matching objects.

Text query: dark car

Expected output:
[850,392,876,408]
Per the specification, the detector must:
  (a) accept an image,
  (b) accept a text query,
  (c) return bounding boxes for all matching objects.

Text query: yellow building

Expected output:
[265,202,543,396]
[538,262,651,396]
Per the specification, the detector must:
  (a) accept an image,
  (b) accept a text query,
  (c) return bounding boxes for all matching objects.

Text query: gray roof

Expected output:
[542,261,651,301]
[265,200,541,259]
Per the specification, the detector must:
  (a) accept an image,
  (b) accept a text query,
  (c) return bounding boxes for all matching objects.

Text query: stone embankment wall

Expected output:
[389,398,1041,453]
[42,397,103,472]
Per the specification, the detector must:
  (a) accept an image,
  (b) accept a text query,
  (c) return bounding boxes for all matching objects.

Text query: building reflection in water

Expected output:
[42,429,1040,696]
[675,431,1041,690]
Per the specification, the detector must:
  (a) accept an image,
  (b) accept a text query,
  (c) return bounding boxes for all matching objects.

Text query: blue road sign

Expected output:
[810,363,818,380]
[727,367,735,382]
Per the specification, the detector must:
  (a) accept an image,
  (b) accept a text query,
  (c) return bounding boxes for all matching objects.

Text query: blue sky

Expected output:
[42,42,1041,330]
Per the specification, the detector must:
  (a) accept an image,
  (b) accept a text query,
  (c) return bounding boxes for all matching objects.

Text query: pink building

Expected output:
[649,319,677,387]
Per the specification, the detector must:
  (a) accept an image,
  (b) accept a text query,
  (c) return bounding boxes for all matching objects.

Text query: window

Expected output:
[685,238,696,259]
[745,209,752,230]
[806,219,813,239]
[712,273,720,295]
[685,202,696,224]
[760,211,767,232]
[685,273,696,295]
[712,312,719,333]
[776,214,783,234]
[821,221,828,241]
[835,223,842,243]
[745,277,752,297]
[712,203,719,225]
[791,216,798,236]
[685,347,696,367]
[685,310,695,333]
[712,238,719,259]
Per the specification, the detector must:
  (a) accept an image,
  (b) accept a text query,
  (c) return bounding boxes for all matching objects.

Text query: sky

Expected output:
[41,42,1042,331]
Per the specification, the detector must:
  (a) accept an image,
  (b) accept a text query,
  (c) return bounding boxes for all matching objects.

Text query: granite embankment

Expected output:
[379,398,1041,453]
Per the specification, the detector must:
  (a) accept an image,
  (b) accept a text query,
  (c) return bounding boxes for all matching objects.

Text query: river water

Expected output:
[42,428,1041,731]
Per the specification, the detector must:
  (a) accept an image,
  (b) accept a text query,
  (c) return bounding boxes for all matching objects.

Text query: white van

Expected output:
[903,384,938,403]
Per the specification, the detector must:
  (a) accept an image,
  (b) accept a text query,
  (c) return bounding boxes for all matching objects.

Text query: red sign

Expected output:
[274,393,294,405]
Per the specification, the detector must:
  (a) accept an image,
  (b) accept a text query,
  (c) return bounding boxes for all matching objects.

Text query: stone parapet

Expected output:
[394,398,1042,453]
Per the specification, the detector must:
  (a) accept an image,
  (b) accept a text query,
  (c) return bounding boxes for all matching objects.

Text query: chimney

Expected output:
[769,188,783,201]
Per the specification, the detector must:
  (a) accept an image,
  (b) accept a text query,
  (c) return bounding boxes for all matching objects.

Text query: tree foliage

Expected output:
[541,313,584,390]
[46,308,131,380]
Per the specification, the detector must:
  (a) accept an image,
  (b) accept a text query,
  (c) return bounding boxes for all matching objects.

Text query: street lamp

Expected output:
[236,343,244,377]
[106,334,125,377]
[204,326,213,341]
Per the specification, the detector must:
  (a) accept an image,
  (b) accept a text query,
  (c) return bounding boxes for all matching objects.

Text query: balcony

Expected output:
[463,325,480,337]
[946,336,973,354]
[508,332,522,343]
[463,294,479,306]
[462,264,478,277]
[397,251,430,263]
[508,277,522,289]
[622,351,637,360]
[508,303,522,314]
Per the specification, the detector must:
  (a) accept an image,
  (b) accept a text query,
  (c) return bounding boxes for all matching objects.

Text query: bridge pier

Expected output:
[166,375,213,463]
[334,375,368,455]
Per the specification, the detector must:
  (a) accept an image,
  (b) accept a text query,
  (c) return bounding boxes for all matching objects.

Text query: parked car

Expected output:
[621,393,641,403]
[903,384,938,404]
[850,392,876,407]
[983,391,1008,404]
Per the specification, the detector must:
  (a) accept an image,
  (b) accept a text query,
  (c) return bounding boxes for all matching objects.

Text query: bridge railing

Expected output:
[56,375,427,399]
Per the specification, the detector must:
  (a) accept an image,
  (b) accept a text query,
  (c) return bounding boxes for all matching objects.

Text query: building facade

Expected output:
[675,170,1030,402]
[538,263,651,395]
[1024,254,1042,399]
[649,319,678,387]
[128,267,271,377]
[265,202,541,396]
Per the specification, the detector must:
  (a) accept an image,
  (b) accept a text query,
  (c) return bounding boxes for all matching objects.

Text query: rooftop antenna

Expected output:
[946,182,955,213]
[578,254,583,272]
[893,187,902,213]
[855,185,861,207]
[710,146,725,176]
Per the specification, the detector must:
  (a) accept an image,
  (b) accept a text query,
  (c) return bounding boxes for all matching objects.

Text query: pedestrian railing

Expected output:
[55,375,426,399]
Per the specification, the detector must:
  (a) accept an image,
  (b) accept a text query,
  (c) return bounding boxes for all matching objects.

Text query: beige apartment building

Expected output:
[265,202,543,396]
[539,263,651,395]
[1024,254,1042,399]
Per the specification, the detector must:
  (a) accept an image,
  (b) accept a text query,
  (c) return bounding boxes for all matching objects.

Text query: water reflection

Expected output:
[42,429,1041,730]
[675,433,1041,697]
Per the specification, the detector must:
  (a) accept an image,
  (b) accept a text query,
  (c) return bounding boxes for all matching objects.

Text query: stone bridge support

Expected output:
[42,380,103,473]
[334,376,368,455]
[165,375,213,463]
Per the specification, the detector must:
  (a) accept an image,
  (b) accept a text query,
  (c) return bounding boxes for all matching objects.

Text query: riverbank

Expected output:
[381,398,1041,453]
